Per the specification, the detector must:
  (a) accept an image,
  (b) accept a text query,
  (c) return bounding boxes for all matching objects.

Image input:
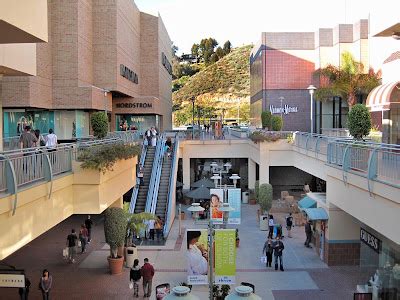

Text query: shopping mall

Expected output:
[0,0,172,141]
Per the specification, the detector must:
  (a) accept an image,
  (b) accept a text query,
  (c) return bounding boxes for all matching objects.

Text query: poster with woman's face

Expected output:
[186,229,208,285]
[210,189,224,224]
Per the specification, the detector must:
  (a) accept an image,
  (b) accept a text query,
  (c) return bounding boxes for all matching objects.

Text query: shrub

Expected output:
[249,131,282,144]
[259,183,273,214]
[255,180,260,202]
[104,207,128,258]
[78,143,140,173]
[261,111,272,129]
[347,104,371,140]
[271,115,283,131]
[91,112,108,139]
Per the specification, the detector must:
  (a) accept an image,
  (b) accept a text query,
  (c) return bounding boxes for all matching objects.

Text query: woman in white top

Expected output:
[45,128,58,150]
[186,231,208,275]
[150,127,157,147]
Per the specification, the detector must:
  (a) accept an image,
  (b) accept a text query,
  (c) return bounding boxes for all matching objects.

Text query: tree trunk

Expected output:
[348,93,357,107]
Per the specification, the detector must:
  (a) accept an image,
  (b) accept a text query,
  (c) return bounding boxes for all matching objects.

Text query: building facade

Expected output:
[250,20,369,132]
[1,0,172,140]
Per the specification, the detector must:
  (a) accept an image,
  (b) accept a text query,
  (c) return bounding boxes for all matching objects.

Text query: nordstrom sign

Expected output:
[270,105,298,115]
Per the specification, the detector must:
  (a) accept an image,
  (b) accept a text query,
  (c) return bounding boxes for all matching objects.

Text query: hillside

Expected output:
[172,45,252,107]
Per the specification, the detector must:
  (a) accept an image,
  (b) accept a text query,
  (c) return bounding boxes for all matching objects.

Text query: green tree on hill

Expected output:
[223,40,232,55]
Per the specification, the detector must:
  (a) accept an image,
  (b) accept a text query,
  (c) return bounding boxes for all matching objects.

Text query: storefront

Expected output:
[357,226,400,299]
[315,96,349,134]
[115,114,161,133]
[3,109,90,140]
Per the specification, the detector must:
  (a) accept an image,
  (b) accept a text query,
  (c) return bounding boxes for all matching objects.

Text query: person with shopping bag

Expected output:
[129,259,141,298]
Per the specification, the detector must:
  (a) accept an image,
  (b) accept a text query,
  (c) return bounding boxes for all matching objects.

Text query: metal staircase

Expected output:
[133,146,155,213]
[154,154,172,217]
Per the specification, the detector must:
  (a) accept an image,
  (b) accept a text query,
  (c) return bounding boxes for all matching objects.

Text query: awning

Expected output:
[302,207,329,221]
[298,196,317,209]
[366,81,400,112]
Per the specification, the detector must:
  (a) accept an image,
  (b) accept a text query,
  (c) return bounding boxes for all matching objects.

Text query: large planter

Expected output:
[249,199,257,205]
[107,256,124,275]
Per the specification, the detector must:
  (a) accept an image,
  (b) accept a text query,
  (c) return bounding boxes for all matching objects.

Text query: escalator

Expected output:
[133,146,155,213]
[155,152,172,217]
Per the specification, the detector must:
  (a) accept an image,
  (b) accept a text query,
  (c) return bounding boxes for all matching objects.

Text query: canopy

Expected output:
[302,207,329,221]
[192,178,215,188]
[366,81,400,112]
[298,196,317,209]
[184,185,210,200]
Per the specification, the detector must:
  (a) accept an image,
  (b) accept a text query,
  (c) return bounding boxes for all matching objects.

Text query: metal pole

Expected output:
[310,93,314,133]
[178,204,182,238]
[237,99,240,124]
[192,100,195,139]
[209,220,214,300]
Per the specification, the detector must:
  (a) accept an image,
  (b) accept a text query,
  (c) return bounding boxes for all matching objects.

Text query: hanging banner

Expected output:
[214,229,236,284]
[186,229,209,285]
[227,188,241,224]
[210,189,224,224]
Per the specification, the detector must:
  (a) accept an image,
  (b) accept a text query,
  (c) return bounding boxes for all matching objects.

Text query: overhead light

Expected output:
[392,32,400,40]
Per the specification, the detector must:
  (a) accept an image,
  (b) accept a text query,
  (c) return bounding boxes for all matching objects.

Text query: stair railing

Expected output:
[163,134,179,237]
[145,133,165,213]
[129,140,148,213]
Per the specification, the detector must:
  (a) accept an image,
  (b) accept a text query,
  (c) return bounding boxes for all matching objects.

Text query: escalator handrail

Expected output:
[129,140,147,213]
[163,134,179,237]
[145,134,165,212]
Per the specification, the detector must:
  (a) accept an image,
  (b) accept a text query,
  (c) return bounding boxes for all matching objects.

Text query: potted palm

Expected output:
[104,207,127,275]
[126,211,156,245]
[259,183,273,231]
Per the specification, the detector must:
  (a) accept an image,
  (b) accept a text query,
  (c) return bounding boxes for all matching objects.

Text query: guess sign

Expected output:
[360,228,381,253]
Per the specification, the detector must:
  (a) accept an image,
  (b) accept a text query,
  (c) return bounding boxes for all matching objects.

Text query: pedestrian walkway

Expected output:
[1,205,368,299]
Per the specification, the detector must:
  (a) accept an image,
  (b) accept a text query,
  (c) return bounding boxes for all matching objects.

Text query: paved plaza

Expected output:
[1,204,369,299]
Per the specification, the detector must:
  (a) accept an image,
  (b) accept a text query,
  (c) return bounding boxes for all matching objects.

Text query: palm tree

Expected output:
[314,52,381,107]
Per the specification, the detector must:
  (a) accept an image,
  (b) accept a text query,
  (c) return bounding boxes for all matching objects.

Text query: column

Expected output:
[182,156,191,190]
[248,158,256,189]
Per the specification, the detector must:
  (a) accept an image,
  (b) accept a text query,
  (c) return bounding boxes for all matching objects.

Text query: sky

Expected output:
[135,0,399,56]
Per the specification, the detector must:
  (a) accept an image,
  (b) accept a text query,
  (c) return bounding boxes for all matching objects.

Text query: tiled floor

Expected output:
[0,205,368,299]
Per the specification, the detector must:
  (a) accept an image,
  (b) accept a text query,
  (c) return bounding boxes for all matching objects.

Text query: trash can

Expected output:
[242,191,249,204]
[125,246,138,268]
[259,215,269,231]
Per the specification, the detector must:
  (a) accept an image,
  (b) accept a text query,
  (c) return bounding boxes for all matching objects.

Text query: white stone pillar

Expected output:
[248,158,256,189]
[182,156,191,190]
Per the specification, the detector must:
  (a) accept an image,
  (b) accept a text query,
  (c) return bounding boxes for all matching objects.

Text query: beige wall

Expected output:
[0,44,37,76]
[0,156,137,259]
[0,0,48,43]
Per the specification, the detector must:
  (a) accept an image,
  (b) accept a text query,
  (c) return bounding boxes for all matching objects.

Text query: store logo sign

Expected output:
[116,103,153,109]
[120,64,138,84]
[162,52,172,76]
[360,228,381,253]
[270,105,298,115]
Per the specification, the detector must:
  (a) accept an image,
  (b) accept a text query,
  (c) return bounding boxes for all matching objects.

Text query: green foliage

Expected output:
[104,207,128,258]
[271,115,283,131]
[347,104,372,139]
[259,183,273,213]
[213,285,231,299]
[90,112,108,139]
[123,203,156,245]
[78,143,140,173]
[255,181,260,202]
[261,111,272,129]
[314,51,381,107]
[249,131,284,143]
[223,40,232,55]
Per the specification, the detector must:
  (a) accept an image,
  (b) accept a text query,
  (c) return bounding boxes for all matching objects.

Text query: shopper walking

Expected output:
[305,220,313,248]
[79,224,88,253]
[19,126,38,149]
[85,215,93,243]
[130,259,141,298]
[140,258,155,298]
[155,216,163,241]
[286,213,293,238]
[137,164,144,185]
[66,229,78,263]
[150,127,157,147]
[45,129,58,151]
[268,215,274,239]
[262,238,274,267]
[39,269,52,300]
[273,236,285,271]
[145,128,152,146]
[147,219,155,241]
[18,277,30,300]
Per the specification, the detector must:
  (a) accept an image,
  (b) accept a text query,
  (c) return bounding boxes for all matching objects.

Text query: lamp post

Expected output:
[210,173,221,188]
[307,85,316,133]
[229,174,241,188]
[104,90,108,116]
[188,202,233,300]
[190,96,196,138]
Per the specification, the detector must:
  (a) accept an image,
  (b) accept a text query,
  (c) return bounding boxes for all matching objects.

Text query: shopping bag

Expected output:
[63,247,68,259]
[260,256,267,264]
[78,240,82,248]
[129,282,133,290]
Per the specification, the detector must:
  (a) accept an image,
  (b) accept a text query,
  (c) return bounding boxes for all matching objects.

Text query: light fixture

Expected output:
[210,161,218,169]
[229,174,241,187]
[187,203,205,220]
[307,85,317,133]
[210,173,221,188]
[224,162,232,169]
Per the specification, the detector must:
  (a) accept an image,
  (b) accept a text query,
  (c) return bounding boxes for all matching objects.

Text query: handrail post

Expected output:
[367,148,379,194]
[3,155,18,216]
[43,150,54,199]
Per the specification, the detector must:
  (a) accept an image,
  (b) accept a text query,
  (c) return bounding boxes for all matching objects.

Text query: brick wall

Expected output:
[324,241,360,266]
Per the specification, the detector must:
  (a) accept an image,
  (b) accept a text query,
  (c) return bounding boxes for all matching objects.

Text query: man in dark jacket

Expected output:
[305,220,313,248]
[273,236,284,271]
[140,258,155,298]
[85,215,93,243]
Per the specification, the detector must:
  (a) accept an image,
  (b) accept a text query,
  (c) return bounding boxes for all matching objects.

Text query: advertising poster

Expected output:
[186,229,209,285]
[210,189,224,224]
[214,229,236,284]
[227,188,241,224]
